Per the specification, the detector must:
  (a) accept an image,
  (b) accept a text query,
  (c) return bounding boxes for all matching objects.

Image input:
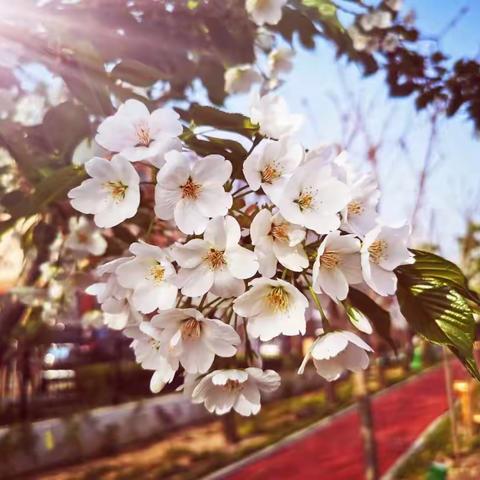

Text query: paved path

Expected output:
[225,365,464,480]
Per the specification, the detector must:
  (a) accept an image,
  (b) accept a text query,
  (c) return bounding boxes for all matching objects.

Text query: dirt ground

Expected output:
[30,420,237,480]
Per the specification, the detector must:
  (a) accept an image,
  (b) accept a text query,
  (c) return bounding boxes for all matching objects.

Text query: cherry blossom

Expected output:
[278,156,350,234]
[70,93,419,418]
[127,325,178,393]
[312,231,362,302]
[172,216,258,297]
[95,99,182,165]
[245,0,287,26]
[267,47,294,76]
[68,155,140,228]
[224,64,262,94]
[65,216,107,256]
[298,330,373,381]
[101,296,142,330]
[233,277,308,341]
[191,368,281,415]
[243,137,304,203]
[116,242,178,314]
[250,209,308,277]
[361,224,414,296]
[250,92,303,139]
[149,308,241,374]
[86,257,131,307]
[154,150,233,235]
[341,171,380,236]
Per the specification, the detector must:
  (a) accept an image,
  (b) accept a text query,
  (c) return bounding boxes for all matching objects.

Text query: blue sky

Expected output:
[226,0,480,260]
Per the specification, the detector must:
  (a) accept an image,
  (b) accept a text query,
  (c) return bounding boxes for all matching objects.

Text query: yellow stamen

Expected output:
[271,223,289,242]
[348,200,364,216]
[225,379,242,392]
[261,164,280,184]
[265,286,290,312]
[136,125,151,146]
[368,239,388,264]
[149,263,165,284]
[76,232,89,244]
[320,251,340,270]
[181,176,202,200]
[205,249,226,271]
[295,190,314,211]
[104,180,128,201]
[181,318,202,339]
[150,339,162,350]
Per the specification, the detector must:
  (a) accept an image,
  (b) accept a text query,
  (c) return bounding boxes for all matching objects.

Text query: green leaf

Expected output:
[0,166,85,236]
[111,59,168,86]
[303,0,337,16]
[41,102,91,163]
[347,288,396,351]
[182,129,249,179]
[397,260,480,381]
[397,249,479,302]
[176,104,258,138]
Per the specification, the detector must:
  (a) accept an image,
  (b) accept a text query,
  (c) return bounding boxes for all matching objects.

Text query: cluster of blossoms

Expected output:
[348,0,404,54]
[224,0,294,96]
[68,89,414,416]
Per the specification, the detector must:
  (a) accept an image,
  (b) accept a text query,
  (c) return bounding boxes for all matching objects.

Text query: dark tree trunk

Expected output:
[354,371,379,480]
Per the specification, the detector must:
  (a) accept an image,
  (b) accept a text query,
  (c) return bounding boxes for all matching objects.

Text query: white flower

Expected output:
[224,65,262,94]
[278,156,350,234]
[382,32,400,53]
[250,209,308,277]
[14,93,46,126]
[360,11,392,31]
[246,0,287,26]
[86,257,130,306]
[85,257,142,330]
[172,216,258,298]
[68,155,140,228]
[191,368,281,416]
[233,277,308,341]
[149,308,241,374]
[298,331,373,381]
[267,47,294,77]
[65,216,107,256]
[312,231,362,302]
[361,224,414,296]
[116,242,178,314]
[250,92,303,139]
[127,326,178,393]
[243,137,304,203]
[47,77,68,106]
[72,137,106,167]
[154,151,233,235]
[385,0,402,12]
[348,26,370,52]
[101,295,142,330]
[341,171,379,237]
[95,99,182,165]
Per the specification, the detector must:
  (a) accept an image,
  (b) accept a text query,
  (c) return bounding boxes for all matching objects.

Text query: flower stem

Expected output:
[302,273,331,332]
[198,293,208,310]
[234,189,254,199]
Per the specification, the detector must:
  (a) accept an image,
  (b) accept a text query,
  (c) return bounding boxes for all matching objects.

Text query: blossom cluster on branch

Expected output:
[66,89,414,417]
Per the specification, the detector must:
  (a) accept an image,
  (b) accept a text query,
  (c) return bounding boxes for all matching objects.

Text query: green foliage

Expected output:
[396,250,480,380]
[0,165,85,236]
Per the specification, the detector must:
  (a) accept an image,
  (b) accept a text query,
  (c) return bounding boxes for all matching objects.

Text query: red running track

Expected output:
[226,365,465,480]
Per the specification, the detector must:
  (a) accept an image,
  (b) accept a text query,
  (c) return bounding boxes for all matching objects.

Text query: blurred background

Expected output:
[1,1,480,479]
